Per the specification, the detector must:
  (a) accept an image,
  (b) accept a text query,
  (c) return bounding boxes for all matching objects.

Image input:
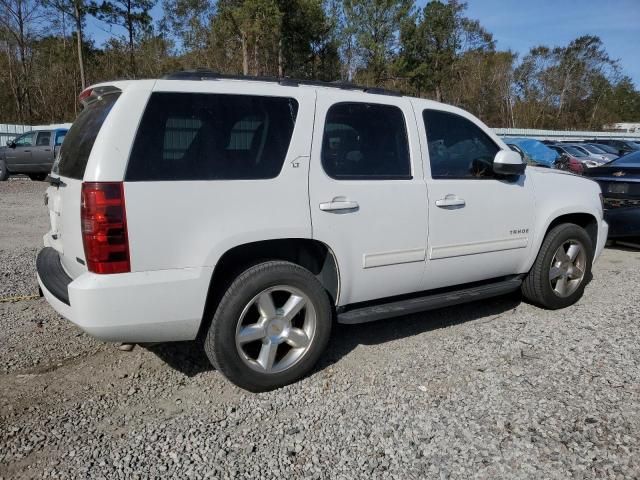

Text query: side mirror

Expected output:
[7,141,16,149]
[494,150,526,176]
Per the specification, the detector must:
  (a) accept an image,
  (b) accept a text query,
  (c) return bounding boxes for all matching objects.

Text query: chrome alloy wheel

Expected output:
[235,286,317,374]
[549,239,587,297]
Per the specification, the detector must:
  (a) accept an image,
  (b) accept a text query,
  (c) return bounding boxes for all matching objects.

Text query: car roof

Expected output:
[90,72,458,109]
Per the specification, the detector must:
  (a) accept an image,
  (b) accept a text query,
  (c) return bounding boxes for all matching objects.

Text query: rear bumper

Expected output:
[36,248,72,305]
[604,207,640,239]
[36,247,212,343]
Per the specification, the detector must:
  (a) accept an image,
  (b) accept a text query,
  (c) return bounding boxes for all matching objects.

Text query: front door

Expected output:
[417,106,535,291]
[6,132,35,171]
[309,93,428,306]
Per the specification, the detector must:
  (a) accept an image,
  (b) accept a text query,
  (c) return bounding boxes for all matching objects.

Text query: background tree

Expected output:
[212,0,282,76]
[276,0,340,80]
[44,0,90,89]
[0,0,46,122]
[342,0,412,85]
[90,0,156,77]
[160,0,212,54]
[1,0,639,129]
[398,0,494,101]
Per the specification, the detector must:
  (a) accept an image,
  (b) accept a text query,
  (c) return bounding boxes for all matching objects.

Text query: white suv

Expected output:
[37,72,608,391]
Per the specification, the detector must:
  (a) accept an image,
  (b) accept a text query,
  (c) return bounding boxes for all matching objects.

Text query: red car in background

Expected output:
[547,145,585,174]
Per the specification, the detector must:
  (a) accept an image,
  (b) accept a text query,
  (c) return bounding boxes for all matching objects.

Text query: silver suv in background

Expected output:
[564,143,616,163]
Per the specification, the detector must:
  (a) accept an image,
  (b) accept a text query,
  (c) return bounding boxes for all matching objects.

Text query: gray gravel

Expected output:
[1,180,640,479]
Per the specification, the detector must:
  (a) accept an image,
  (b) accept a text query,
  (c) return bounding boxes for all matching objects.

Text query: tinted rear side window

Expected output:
[126,92,299,181]
[321,102,411,180]
[55,93,121,179]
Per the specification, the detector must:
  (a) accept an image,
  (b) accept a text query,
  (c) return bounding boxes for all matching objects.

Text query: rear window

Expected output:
[54,93,121,179]
[126,92,299,181]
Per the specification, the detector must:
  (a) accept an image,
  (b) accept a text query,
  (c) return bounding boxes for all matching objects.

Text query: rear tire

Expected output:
[522,223,593,309]
[0,160,8,181]
[204,261,332,392]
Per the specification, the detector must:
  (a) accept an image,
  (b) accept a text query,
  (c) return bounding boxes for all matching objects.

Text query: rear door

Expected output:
[309,92,428,306]
[47,91,122,278]
[32,131,54,171]
[6,132,35,171]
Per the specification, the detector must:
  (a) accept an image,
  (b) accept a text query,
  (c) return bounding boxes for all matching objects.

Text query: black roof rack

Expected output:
[161,69,402,97]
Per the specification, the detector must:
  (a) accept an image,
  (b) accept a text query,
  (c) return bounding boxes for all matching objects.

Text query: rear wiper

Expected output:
[46,175,66,188]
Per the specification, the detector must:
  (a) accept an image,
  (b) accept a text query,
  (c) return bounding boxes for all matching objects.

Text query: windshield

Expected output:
[53,92,121,179]
[563,146,586,157]
[591,143,617,154]
[582,144,606,154]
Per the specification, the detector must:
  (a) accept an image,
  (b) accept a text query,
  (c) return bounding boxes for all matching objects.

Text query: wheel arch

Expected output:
[197,238,340,340]
[527,211,599,272]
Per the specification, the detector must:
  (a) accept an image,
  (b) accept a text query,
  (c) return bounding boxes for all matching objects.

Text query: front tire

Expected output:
[522,223,594,309]
[204,261,332,392]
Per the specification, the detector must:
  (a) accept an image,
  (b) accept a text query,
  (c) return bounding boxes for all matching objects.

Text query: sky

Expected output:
[87,0,640,87]
[459,0,640,87]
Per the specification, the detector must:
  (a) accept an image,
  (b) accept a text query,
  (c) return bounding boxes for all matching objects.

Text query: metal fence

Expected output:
[493,128,640,142]
[2,122,640,147]
[0,123,73,146]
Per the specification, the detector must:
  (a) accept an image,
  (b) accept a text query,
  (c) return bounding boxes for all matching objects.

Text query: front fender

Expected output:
[525,168,603,271]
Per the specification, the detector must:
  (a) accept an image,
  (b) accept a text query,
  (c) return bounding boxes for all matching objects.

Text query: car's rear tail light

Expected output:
[81,182,130,274]
[78,87,93,103]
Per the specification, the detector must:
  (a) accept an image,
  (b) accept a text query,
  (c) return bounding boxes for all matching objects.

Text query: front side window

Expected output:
[423,109,499,179]
[15,133,35,147]
[321,102,411,180]
[126,92,299,181]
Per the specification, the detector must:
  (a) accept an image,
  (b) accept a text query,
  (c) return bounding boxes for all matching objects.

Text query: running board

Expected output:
[337,277,523,325]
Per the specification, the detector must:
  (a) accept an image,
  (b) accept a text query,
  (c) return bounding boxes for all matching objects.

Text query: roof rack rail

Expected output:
[161,70,402,97]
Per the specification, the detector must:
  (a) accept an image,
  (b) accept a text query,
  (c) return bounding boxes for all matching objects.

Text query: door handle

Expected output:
[319,200,359,212]
[435,195,466,208]
[24,150,31,152]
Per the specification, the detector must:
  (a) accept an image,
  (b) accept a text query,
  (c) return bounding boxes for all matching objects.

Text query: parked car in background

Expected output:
[583,151,640,240]
[591,139,640,157]
[548,144,602,170]
[502,137,558,167]
[584,142,619,156]
[0,128,67,181]
[564,143,616,163]
[551,147,585,175]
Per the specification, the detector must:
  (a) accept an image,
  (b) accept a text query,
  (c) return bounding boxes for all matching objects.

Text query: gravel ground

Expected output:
[1,180,639,479]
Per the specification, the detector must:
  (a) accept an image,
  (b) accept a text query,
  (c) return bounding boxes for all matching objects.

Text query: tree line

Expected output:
[1,0,639,128]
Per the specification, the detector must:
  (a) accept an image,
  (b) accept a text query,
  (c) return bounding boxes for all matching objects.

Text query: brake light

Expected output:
[79,88,93,103]
[81,182,130,274]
